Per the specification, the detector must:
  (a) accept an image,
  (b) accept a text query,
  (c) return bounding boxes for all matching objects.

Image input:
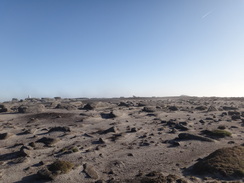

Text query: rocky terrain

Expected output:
[0,96,243,183]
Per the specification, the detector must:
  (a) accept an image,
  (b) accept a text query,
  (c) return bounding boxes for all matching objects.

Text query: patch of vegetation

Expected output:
[211,130,232,137]
[202,129,232,138]
[48,160,74,174]
[192,146,244,178]
[72,147,79,152]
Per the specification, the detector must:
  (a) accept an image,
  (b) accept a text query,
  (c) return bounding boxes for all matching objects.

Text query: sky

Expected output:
[1,0,244,101]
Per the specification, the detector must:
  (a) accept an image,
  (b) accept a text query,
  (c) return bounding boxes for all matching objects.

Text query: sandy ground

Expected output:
[0,96,243,183]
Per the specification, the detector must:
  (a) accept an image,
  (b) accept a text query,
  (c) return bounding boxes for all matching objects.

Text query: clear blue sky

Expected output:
[1,0,244,101]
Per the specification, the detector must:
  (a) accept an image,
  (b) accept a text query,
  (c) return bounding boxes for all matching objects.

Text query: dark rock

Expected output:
[130,127,137,132]
[207,106,217,112]
[218,125,226,130]
[199,120,205,124]
[98,138,105,144]
[142,107,156,112]
[36,137,59,146]
[100,112,116,119]
[29,142,36,148]
[178,133,215,142]
[223,106,238,111]
[228,111,241,116]
[82,103,94,110]
[179,122,187,126]
[205,117,213,120]
[48,126,71,133]
[118,102,129,107]
[0,133,10,140]
[18,146,31,157]
[232,115,241,120]
[100,127,118,134]
[195,106,207,111]
[0,104,8,113]
[168,106,178,111]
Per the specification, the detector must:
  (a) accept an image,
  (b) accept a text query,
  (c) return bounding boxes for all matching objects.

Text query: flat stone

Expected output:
[83,163,99,179]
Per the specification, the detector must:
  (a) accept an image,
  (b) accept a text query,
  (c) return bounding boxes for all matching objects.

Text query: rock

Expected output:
[18,146,31,157]
[29,142,36,148]
[168,106,178,111]
[98,138,105,144]
[83,163,99,179]
[207,106,217,112]
[100,112,116,119]
[178,133,215,142]
[195,106,207,111]
[48,126,71,133]
[36,137,59,146]
[199,120,205,124]
[82,103,94,110]
[205,117,213,120]
[130,127,137,132]
[223,106,238,110]
[142,107,156,112]
[118,102,130,107]
[228,111,240,116]
[37,168,56,180]
[179,122,187,126]
[0,104,8,113]
[100,126,118,134]
[0,133,10,140]
[17,129,35,135]
[55,103,77,110]
[232,115,241,120]
[175,124,189,131]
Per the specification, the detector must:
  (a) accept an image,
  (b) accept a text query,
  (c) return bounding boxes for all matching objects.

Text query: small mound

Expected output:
[202,129,232,138]
[55,103,77,110]
[38,160,74,180]
[18,104,45,113]
[48,160,74,174]
[192,146,244,178]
